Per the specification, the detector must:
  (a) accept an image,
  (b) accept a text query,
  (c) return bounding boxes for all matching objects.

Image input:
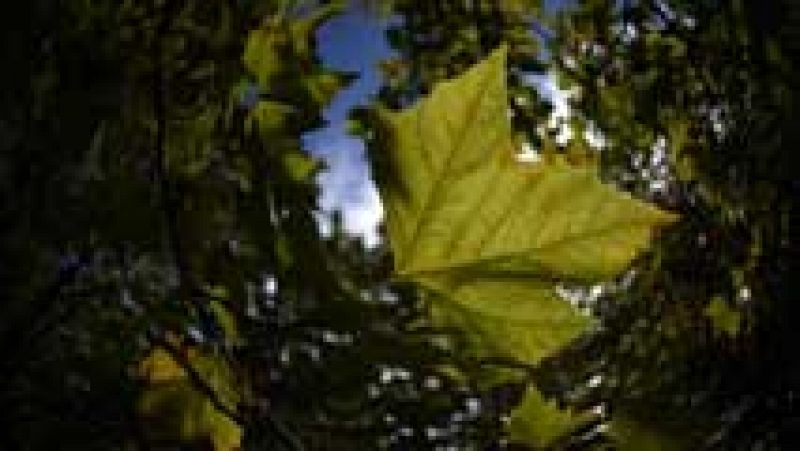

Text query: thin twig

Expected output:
[148,8,304,449]
[148,332,244,425]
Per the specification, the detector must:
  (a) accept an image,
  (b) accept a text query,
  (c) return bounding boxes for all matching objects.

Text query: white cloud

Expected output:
[311,133,383,247]
[526,71,572,119]
[525,71,609,150]
[525,71,574,145]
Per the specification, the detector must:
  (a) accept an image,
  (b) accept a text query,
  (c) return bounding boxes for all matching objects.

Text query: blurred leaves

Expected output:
[138,346,242,450]
[3,0,796,449]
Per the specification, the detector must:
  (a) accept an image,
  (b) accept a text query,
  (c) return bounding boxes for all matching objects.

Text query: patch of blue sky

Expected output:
[303,7,395,247]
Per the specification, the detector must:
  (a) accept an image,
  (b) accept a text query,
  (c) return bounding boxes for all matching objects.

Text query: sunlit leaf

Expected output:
[507,386,590,448]
[283,150,321,182]
[704,296,742,337]
[209,299,239,343]
[243,3,347,96]
[249,100,295,139]
[372,46,677,366]
[243,24,282,90]
[138,346,241,450]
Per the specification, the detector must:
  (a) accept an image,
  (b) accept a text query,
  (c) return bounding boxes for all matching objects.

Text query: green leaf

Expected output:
[249,100,295,138]
[507,392,694,450]
[243,25,282,90]
[243,3,347,94]
[209,299,239,344]
[303,70,356,107]
[427,286,591,364]
[138,347,241,450]
[372,45,677,367]
[704,296,742,337]
[283,150,320,182]
[507,386,591,448]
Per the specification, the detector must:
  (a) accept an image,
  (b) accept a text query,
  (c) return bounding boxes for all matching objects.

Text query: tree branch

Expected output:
[148,332,244,425]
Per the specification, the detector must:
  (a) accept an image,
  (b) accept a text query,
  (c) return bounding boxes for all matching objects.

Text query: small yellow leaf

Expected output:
[704,296,742,337]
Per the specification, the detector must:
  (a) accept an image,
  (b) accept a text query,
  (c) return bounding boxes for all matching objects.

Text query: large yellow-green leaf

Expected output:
[428,287,591,365]
[372,45,677,366]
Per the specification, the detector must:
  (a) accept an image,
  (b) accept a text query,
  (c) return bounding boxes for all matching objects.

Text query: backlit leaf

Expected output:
[372,46,677,366]
[704,296,742,337]
[507,386,591,448]
[138,346,241,450]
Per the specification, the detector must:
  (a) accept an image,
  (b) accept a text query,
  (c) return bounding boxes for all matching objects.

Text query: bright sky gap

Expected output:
[305,4,573,247]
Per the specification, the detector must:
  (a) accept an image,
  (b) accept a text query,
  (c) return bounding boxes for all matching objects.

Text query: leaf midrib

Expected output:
[400,217,666,279]
[435,292,588,328]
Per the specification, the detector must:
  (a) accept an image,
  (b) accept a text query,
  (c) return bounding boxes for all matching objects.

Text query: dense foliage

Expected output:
[0,1,499,449]
[541,0,800,447]
[1,0,796,449]
[361,0,798,448]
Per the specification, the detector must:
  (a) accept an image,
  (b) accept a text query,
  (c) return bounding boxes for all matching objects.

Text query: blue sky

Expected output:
[303,7,393,247]
[304,3,571,246]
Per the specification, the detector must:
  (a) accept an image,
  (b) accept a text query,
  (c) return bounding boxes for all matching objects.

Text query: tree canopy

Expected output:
[1,0,797,449]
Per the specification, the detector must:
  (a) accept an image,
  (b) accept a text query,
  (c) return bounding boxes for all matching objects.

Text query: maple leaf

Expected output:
[371,45,677,366]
